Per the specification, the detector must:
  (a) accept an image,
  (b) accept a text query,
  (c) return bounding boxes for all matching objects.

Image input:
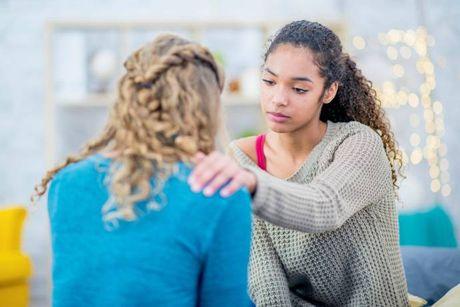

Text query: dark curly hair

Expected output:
[265,20,403,189]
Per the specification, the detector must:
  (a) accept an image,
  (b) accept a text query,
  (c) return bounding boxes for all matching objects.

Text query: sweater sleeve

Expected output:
[198,189,253,307]
[246,129,393,233]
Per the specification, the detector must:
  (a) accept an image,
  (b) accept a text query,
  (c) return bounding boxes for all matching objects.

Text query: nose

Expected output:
[272,87,288,107]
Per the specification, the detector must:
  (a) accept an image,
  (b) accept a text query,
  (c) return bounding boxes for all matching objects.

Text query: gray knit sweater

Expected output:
[229,121,409,307]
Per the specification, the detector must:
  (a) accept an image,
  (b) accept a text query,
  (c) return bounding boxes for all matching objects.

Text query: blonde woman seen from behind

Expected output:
[33,34,252,307]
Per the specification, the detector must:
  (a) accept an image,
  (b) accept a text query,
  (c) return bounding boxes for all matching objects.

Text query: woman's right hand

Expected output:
[188,151,257,197]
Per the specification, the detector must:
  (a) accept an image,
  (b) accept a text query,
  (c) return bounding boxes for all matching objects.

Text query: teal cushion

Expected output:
[399,205,457,247]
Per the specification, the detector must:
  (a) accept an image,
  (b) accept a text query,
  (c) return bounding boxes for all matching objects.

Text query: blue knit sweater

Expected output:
[48,154,252,307]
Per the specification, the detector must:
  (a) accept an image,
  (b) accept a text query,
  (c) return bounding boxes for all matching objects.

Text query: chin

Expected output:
[267,123,293,133]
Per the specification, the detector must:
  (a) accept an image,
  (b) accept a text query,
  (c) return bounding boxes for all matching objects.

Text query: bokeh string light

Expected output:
[353,27,451,198]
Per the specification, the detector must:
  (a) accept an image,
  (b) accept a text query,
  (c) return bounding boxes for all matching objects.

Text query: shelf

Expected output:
[44,20,292,167]
[56,94,259,108]
[57,94,115,107]
[222,95,259,106]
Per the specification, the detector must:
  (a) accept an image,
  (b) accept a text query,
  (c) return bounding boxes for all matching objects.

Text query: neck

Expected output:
[267,120,328,161]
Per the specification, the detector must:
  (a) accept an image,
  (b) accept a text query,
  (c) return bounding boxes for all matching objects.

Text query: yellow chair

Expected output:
[0,206,32,307]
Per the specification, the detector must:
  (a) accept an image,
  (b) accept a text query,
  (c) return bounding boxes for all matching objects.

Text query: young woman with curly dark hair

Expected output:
[189,20,408,306]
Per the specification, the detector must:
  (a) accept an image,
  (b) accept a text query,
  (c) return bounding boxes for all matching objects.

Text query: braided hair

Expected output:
[33,34,225,221]
[265,20,403,189]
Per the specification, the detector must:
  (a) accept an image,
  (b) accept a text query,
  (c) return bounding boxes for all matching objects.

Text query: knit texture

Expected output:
[229,121,409,306]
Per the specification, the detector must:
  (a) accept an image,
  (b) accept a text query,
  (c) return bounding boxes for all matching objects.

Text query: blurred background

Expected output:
[0,0,459,306]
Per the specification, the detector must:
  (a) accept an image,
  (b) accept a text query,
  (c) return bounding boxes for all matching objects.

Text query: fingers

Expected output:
[220,171,247,197]
[190,151,221,183]
[188,151,258,198]
[188,150,248,197]
[189,153,229,192]
[191,151,205,165]
[202,164,239,196]
[189,151,228,191]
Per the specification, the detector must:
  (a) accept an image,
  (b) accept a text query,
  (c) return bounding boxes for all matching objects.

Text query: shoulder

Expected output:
[321,121,389,167]
[334,120,379,137]
[328,121,389,168]
[198,188,252,259]
[171,163,251,212]
[229,136,258,164]
[210,188,252,232]
[332,121,383,148]
[50,155,107,190]
[47,156,108,219]
[223,187,252,209]
[200,186,252,215]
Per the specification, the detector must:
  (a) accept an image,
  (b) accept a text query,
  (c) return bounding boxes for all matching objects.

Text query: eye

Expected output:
[262,79,275,86]
[294,87,308,94]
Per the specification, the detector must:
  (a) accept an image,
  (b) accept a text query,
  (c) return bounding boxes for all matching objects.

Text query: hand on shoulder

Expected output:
[188,143,258,198]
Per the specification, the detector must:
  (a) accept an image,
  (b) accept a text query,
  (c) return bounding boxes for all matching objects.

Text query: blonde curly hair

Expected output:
[32,34,225,222]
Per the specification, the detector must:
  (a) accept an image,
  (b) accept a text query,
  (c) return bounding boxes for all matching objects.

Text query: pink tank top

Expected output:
[255,134,267,171]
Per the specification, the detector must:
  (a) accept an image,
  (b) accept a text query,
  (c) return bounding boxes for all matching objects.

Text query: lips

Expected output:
[267,112,290,123]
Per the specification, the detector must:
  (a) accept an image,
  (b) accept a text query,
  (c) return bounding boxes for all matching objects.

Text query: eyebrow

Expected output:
[264,67,313,83]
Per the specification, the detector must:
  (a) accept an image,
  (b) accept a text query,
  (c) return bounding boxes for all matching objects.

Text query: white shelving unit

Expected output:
[44,20,345,166]
[56,94,261,108]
